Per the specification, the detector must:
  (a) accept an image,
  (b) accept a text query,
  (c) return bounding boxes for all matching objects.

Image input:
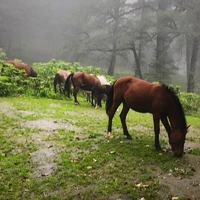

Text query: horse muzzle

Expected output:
[173,150,184,157]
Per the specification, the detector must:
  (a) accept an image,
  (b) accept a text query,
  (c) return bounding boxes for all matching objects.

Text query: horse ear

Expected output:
[187,125,191,130]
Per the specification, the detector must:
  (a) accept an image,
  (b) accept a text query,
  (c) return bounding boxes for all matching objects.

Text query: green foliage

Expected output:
[0,64,25,96]
[0,48,7,64]
[180,92,200,116]
[0,57,111,99]
[165,84,200,116]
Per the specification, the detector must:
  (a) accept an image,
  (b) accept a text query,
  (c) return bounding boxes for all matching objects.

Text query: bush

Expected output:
[0,57,112,99]
[166,84,200,116]
[180,92,200,116]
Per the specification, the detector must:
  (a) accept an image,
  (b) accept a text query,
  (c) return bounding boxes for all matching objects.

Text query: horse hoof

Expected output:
[156,148,163,152]
[107,132,113,139]
[126,136,133,140]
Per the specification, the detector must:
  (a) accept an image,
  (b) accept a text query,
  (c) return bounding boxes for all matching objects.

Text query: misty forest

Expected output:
[0,0,200,93]
[1,1,200,200]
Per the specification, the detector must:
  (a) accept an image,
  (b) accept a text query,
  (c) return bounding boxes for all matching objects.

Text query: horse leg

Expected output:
[107,100,122,139]
[161,115,171,141]
[92,91,101,108]
[153,115,162,151]
[91,91,95,107]
[98,95,102,107]
[95,94,102,108]
[120,102,132,139]
[59,83,62,94]
[73,87,79,105]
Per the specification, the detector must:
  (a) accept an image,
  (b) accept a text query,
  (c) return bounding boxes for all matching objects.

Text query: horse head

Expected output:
[169,126,190,157]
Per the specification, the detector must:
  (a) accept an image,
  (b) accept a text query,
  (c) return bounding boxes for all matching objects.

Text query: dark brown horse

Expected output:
[96,75,112,107]
[85,82,112,107]
[106,76,189,157]
[5,60,37,78]
[64,72,102,107]
[53,70,71,94]
[96,84,112,107]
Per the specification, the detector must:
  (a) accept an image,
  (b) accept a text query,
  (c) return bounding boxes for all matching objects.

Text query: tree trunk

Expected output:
[187,36,200,92]
[131,41,142,78]
[186,36,192,82]
[107,1,120,76]
[108,43,117,76]
[132,0,145,79]
[186,1,200,92]
[155,0,168,81]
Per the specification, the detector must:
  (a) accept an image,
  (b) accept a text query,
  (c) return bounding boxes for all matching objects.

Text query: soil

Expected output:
[157,153,200,200]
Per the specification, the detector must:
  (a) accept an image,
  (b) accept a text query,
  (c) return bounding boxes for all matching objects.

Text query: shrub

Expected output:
[0,57,112,99]
[180,92,200,116]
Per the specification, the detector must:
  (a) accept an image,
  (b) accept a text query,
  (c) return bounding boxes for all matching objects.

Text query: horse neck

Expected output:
[167,104,186,131]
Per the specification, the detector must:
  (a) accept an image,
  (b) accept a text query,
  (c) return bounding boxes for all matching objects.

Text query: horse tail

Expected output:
[65,73,74,98]
[106,82,115,115]
[54,73,59,93]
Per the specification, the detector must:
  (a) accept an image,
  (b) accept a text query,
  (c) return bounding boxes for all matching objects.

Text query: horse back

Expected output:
[114,76,167,113]
[73,72,101,88]
[57,70,71,82]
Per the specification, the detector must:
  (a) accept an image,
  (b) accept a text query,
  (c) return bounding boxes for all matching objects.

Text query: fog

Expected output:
[0,0,79,63]
[0,0,198,81]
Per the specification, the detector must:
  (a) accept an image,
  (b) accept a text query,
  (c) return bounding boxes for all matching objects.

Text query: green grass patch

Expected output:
[0,96,200,200]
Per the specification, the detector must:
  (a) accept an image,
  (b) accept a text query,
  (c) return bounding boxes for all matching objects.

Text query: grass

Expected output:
[0,96,200,200]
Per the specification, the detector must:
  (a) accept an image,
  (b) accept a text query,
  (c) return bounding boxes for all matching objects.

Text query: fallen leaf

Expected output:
[172,197,179,200]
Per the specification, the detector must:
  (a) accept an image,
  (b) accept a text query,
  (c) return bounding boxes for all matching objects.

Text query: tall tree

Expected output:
[152,0,176,82]
[185,0,200,92]
[107,0,121,75]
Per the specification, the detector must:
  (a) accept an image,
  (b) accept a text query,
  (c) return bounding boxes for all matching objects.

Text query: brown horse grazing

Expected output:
[84,85,112,107]
[53,70,71,94]
[64,72,102,107]
[106,76,189,157]
[96,75,112,107]
[5,60,37,78]
[96,84,112,107]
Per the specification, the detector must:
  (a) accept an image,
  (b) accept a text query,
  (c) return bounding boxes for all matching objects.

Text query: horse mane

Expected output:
[162,84,187,130]
[106,82,115,114]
